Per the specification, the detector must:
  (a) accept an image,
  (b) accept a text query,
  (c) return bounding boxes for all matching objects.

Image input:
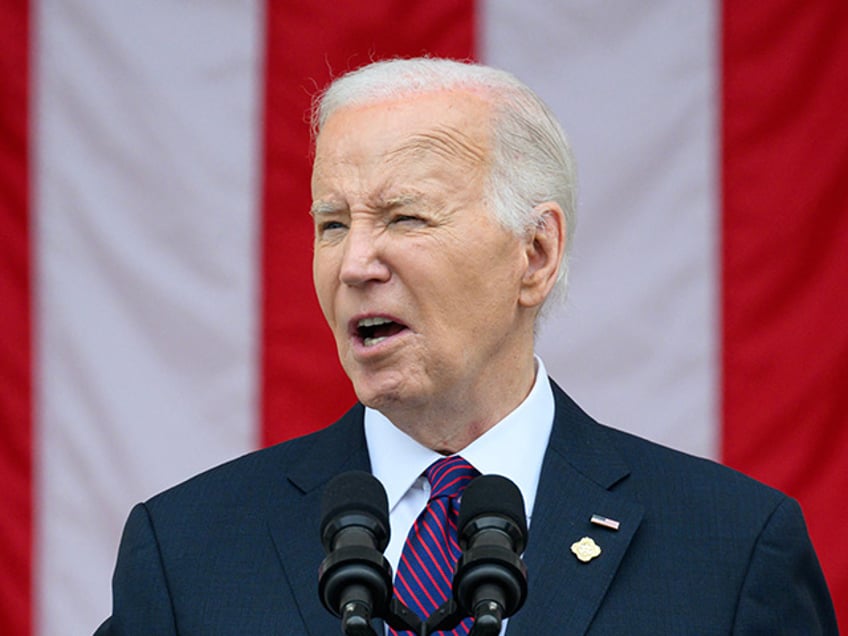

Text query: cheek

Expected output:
[312,260,337,322]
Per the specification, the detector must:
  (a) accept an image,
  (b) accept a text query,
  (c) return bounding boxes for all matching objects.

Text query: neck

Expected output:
[382,353,537,454]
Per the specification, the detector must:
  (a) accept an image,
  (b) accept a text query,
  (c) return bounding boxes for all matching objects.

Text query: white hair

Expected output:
[312,57,577,309]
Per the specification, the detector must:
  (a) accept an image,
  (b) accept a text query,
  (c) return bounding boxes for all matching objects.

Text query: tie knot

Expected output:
[425,456,478,500]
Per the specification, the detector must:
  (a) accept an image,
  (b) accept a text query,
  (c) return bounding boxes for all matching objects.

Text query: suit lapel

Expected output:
[508,382,644,635]
[266,405,374,636]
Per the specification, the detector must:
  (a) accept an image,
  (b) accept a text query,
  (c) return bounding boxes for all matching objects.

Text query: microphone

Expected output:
[318,471,394,635]
[453,475,528,635]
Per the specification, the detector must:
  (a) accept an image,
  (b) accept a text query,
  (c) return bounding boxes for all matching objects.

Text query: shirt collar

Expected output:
[365,356,555,519]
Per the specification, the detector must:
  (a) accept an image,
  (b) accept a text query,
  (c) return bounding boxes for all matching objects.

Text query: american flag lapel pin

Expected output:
[590,514,621,531]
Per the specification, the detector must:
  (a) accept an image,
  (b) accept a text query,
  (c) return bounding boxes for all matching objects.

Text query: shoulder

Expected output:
[143,403,366,516]
[544,381,838,633]
[549,380,787,523]
[604,420,788,527]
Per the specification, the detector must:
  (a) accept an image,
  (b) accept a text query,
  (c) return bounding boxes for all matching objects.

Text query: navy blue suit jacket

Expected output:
[96,381,837,634]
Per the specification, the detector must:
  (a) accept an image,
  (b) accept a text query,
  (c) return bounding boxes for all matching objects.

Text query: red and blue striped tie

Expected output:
[389,456,479,635]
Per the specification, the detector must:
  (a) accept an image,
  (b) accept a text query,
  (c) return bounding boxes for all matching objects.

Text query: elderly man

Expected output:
[96,58,837,635]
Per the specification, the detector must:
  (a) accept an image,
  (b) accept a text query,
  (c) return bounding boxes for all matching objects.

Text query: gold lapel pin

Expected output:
[571,536,602,563]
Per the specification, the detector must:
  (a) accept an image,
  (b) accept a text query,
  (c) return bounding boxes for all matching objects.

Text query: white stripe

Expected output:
[482,0,719,459]
[33,1,263,633]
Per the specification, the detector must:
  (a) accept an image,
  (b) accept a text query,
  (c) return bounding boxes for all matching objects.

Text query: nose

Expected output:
[338,222,391,287]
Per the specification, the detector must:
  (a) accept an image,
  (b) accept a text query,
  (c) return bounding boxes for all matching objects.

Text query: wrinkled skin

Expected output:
[311,90,564,452]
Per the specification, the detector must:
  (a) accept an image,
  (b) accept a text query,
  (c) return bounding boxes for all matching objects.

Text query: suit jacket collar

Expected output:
[269,382,645,635]
[268,404,373,635]
[508,381,644,635]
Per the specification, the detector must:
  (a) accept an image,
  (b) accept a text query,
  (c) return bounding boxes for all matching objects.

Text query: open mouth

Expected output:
[355,316,408,347]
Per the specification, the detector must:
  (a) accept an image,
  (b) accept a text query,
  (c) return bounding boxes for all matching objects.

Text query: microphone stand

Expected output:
[338,597,422,636]
[339,597,498,636]
[421,598,501,636]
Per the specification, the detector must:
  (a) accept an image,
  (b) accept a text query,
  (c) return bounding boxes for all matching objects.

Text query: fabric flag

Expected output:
[1,1,845,633]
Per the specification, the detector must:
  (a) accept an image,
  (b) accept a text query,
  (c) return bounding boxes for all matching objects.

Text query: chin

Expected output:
[352,375,420,414]
[354,383,402,411]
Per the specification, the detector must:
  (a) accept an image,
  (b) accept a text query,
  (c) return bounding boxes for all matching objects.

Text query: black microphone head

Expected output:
[320,471,390,552]
[454,474,529,620]
[458,474,527,552]
[318,471,394,622]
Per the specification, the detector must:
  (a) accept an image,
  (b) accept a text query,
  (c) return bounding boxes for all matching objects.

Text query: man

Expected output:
[96,58,837,634]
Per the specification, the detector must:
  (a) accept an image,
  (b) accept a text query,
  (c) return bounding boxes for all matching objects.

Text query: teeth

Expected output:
[356,316,400,347]
[358,317,393,328]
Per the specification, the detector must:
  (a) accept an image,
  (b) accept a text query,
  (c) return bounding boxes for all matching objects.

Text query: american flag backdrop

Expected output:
[1,1,846,633]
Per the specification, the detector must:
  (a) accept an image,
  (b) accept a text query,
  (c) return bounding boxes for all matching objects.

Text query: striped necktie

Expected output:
[389,455,479,635]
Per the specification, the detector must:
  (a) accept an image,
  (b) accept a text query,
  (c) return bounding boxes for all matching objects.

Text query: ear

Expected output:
[518,202,566,309]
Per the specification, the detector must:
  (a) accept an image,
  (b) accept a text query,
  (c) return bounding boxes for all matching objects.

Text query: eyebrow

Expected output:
[381,193,422,208]
[309,200,345,217]
[309,192,423,218]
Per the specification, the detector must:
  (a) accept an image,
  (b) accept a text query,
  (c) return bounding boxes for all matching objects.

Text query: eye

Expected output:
[391,214,424,225]
[316,220,348,237]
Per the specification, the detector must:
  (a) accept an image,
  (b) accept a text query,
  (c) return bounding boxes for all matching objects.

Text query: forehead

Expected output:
[312,90,494,182]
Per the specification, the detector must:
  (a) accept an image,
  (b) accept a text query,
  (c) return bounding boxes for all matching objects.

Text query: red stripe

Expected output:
[721,0,848,626]
[400,557,441,615]
[408,537,451,595]
[418,517,453,582]
[0,1,32,634]
[260,1,476,445]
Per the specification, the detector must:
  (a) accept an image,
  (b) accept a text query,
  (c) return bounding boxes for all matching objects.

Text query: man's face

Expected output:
[311,90,532,423]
